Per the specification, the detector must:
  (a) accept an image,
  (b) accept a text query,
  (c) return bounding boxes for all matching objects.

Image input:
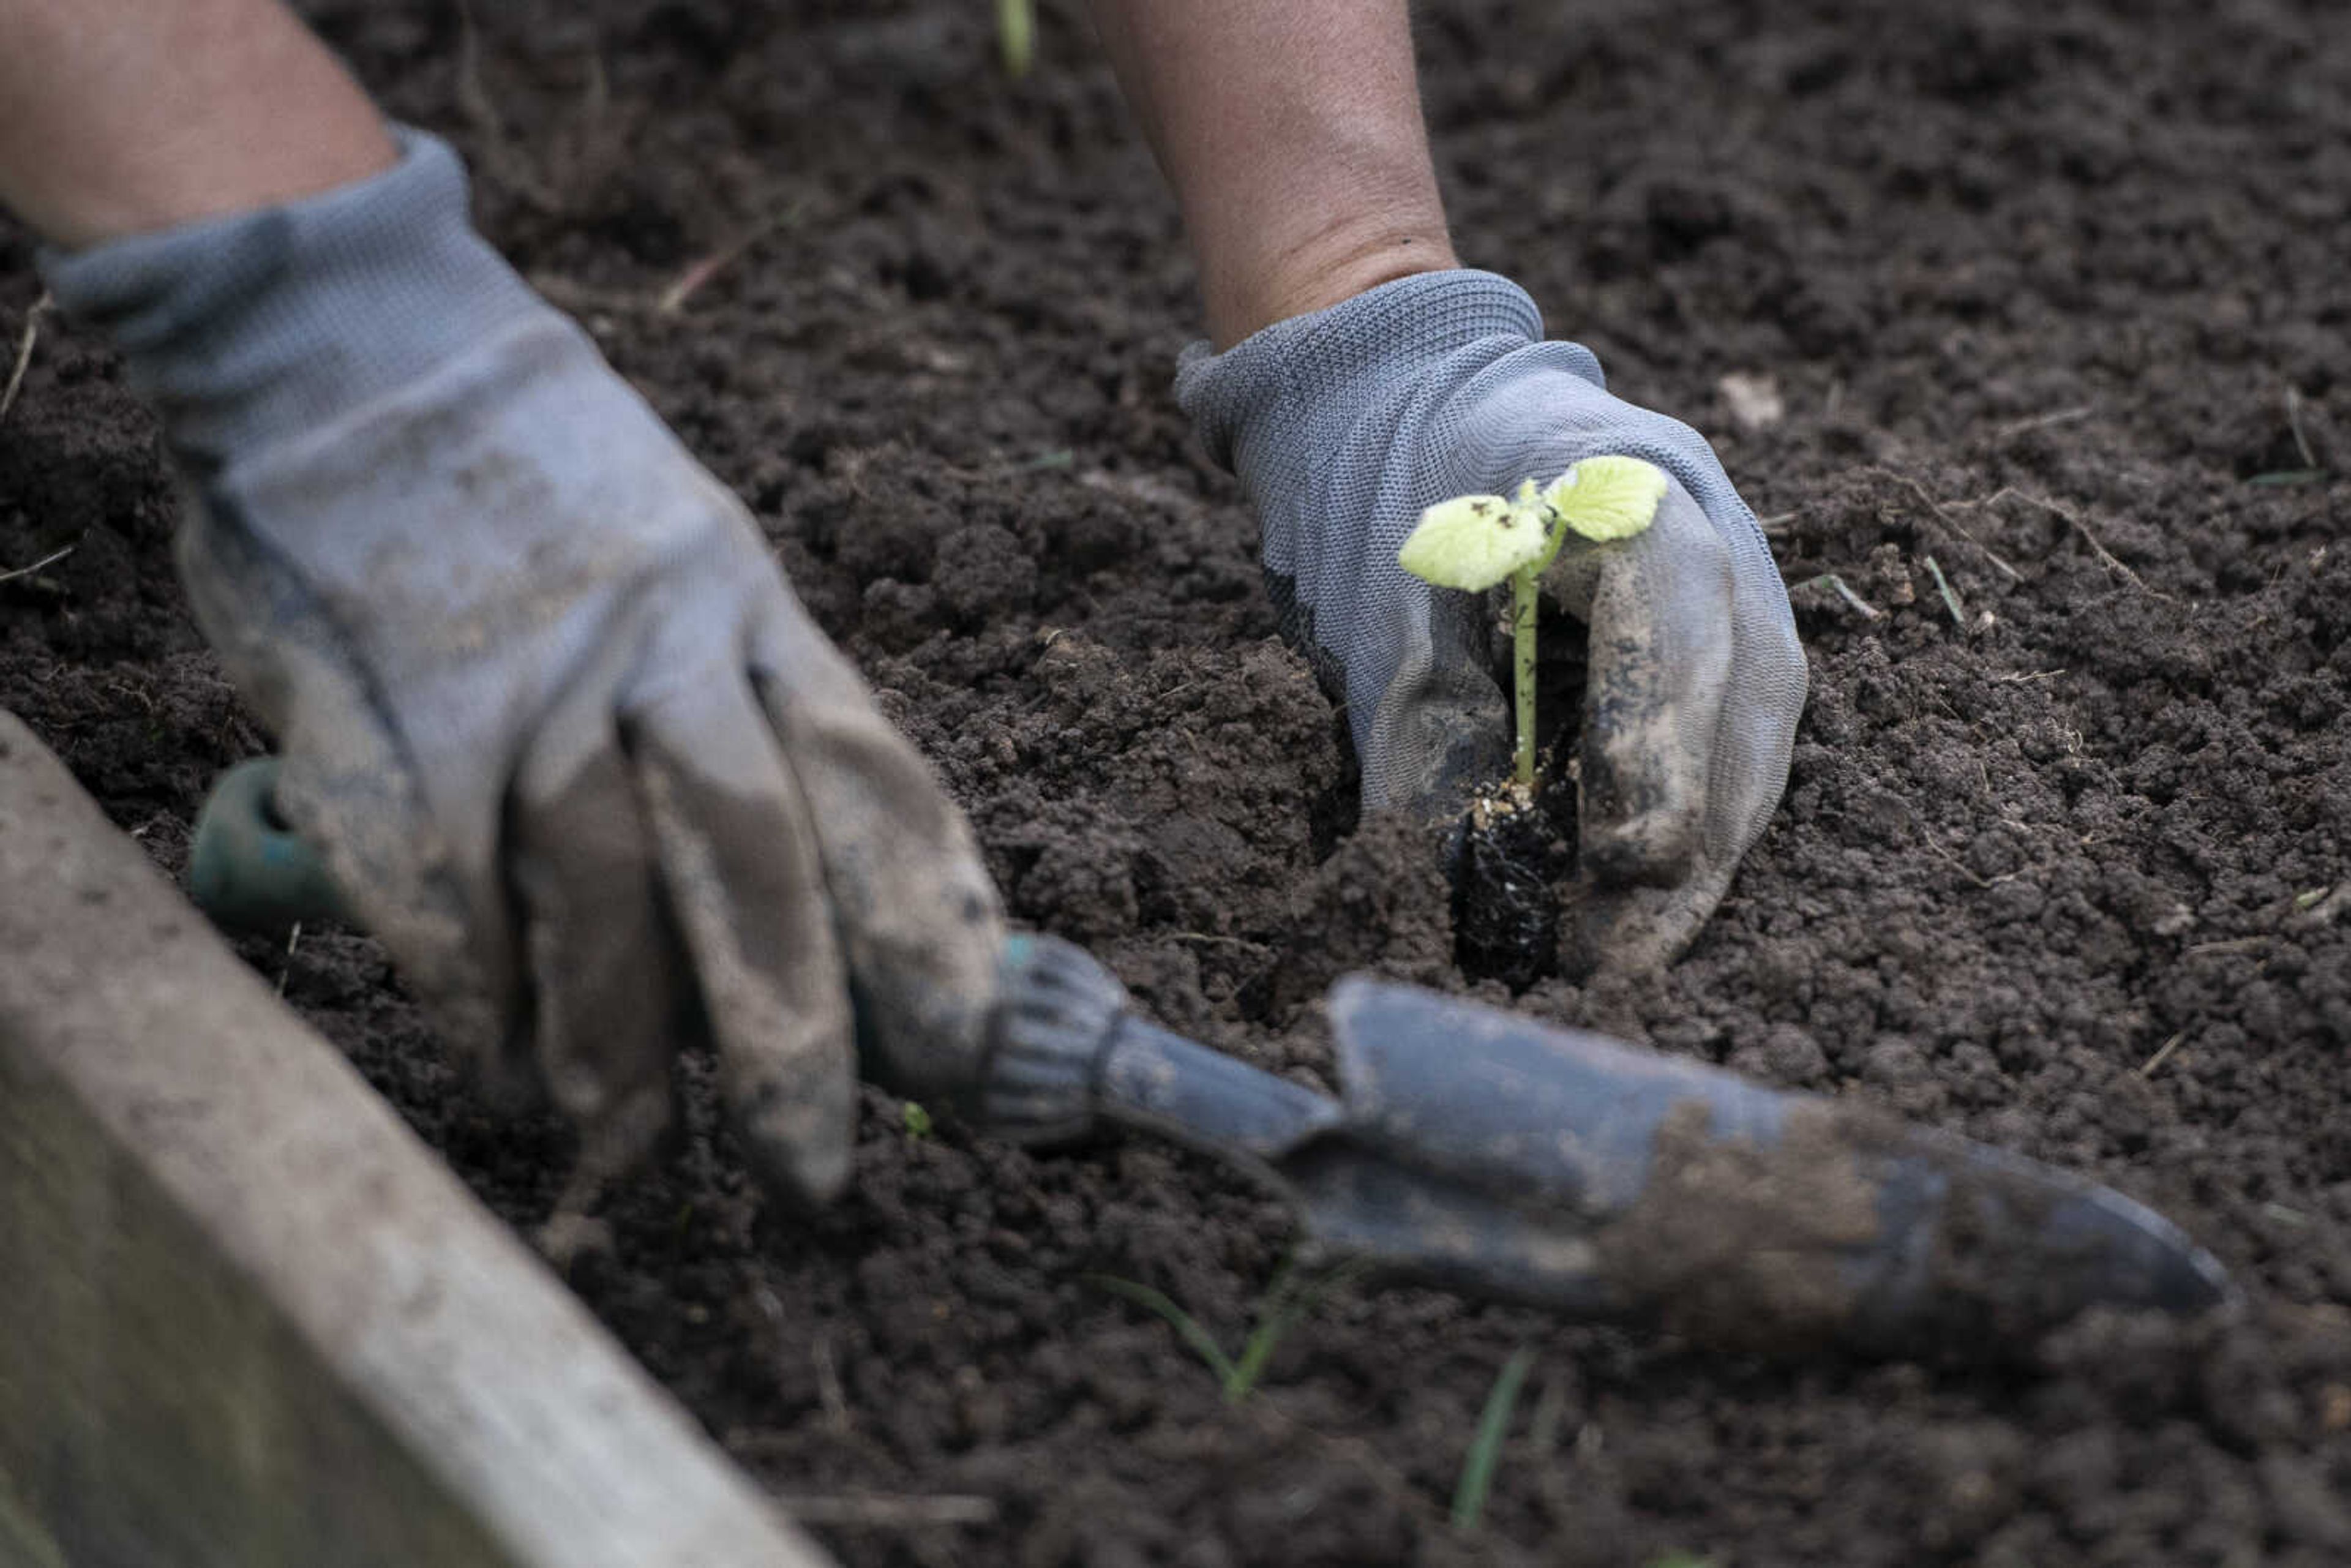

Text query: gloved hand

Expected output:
[43,130,1003,1209]
[1176,270,1805,974]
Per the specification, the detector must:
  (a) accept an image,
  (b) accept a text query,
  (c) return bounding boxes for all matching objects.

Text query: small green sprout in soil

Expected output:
[1086,1256,1359,1404]
[996,0,1035,76]
[901,1100,934,1139]
[1450,1344,1537,1532]
[1398,456,1668,790]
[1922,554,1965,626]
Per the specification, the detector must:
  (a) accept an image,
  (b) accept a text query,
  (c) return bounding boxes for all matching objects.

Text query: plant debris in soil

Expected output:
[7,1,2351,1563]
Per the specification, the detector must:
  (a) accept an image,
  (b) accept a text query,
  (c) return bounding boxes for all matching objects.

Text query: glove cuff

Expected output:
[1173,269,1565,478]
[41,127,544,466]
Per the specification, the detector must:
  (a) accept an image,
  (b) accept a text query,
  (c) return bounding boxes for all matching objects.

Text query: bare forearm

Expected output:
[1085,0,1457,347]
[0,0,392,247]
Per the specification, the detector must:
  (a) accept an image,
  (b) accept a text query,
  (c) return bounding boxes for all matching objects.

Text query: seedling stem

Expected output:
[1510,567,1540,787]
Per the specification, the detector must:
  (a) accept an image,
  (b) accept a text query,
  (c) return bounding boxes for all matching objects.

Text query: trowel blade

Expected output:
[1279,977,2234,1356]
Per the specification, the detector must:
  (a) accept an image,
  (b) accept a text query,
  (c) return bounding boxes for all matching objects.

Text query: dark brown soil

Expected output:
[7,0,2351,1561]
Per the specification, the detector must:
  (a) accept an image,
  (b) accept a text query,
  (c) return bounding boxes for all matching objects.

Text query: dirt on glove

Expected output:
[6,0,2351,1563]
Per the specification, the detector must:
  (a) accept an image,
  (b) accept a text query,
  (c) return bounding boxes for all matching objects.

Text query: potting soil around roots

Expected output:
[6,2,2350,1562]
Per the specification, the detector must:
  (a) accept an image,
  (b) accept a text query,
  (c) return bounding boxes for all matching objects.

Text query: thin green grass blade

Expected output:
[1223,1259,1300,1401]
[1086,1275,1237,1388]
[1451,1346,1537,1531]
[1922,554,1965,626]
[1224,1257,1375,1401]
[995,0,1035,76]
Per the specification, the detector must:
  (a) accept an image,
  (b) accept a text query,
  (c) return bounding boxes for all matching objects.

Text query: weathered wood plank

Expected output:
[0,710,833,1568]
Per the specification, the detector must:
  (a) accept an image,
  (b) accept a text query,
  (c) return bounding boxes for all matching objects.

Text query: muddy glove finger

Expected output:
[753,612,1006,1109]
[1545,484,1737,978]
[1543,480,1734,888]
[1545,473,1806,977]
[508,671,690,1201]
[629,670,860,1210]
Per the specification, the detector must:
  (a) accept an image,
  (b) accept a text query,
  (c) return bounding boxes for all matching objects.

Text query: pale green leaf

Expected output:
[1540,455,1670,542]
[1398,492,1550,591]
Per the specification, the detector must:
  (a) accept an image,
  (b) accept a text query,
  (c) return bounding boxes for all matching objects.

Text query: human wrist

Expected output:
[0,0,396,250]
[1175,268,1552,481]
[1204,218,1461,350]
[40,127,546,465]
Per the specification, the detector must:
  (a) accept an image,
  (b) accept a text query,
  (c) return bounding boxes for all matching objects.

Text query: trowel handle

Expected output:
[976,933,1343,1158]
[187,766,1336,1166]
[187,757,350,929]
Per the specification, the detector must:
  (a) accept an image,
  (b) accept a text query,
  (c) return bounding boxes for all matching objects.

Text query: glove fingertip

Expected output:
[1562,864,1733,980]
[735,1064,858,1210]
[629,689,864,1212]
[1579,805,1703,888]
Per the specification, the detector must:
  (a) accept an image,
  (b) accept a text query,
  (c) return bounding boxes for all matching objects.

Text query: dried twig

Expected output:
[276,921,303,997]
[1,291,53,425]
[2138,1032,2186,1078]
[454,0,563,213]
[2287,386,2319,471]
[1866,467,2022,582]
[809,1329,850,1433]
[1922,836,2011,890]
[1990,405,2094,443]
[2182,935,2270,959]
[0,544,74,585]
[1974,486,2168,598]
[658,201,805,314]
[1793,572,1881,620]
[774,1493,997,1528]
[526,273,656,318]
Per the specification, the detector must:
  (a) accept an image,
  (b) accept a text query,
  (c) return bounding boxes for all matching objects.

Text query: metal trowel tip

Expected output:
[2040,1182,2240,1318]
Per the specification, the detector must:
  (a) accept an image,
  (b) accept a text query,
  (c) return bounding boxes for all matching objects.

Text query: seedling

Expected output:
[901,1100,934,1139]
[1398,457,1668,789]
[1086,1256,1362,1403]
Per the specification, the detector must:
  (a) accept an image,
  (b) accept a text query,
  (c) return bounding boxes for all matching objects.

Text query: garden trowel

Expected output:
[192,758,2235,1359]
[988,933,2233,1357]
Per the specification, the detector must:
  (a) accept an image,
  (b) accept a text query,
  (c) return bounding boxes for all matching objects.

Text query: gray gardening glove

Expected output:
[42,129,1003,1208]
[1177,270,1805,973]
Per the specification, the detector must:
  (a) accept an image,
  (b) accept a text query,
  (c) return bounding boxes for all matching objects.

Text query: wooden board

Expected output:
[0,710,833,1568]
